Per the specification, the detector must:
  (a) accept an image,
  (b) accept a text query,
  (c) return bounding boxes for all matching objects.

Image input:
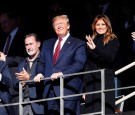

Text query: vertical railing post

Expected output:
[60,75,64,115]
[19,82,23,115]
[101,69,105,115]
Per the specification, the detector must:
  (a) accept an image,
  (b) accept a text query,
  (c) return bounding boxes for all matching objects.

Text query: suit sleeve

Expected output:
[0,61,12,88]
[36,42,46,75]
[62,41,87,75]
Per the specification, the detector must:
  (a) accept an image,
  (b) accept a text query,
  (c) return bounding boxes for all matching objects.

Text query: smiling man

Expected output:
[14,33,45,115]
[34,14,87,115]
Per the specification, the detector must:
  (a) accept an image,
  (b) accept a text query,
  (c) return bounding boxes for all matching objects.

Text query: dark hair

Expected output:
[24,33,40,42]
[0,11,18,19]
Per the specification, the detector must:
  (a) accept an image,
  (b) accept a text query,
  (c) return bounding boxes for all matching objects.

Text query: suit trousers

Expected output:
[47,85,80,115]
[0,101,8,115]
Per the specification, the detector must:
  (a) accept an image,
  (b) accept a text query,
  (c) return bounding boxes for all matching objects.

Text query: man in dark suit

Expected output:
[0,60,14,115]
[34,14,87,115]
[14,33,45,115]
[0,11,27,56]
[0,11,28,115]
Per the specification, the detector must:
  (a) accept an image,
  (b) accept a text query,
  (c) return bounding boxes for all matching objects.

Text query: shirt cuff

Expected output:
[0,73,2,81]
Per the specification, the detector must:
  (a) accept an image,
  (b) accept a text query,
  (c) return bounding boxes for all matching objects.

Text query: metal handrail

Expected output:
[115,61,135,75]
[1,60,135,114]
[0,69,106,115]
[115,61,135,105]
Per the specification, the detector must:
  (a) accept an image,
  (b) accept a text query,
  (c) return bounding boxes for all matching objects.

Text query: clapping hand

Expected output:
[85,35,96,49]
[131,32,135,40]
[15,68,30,87]
[15,68,30,81]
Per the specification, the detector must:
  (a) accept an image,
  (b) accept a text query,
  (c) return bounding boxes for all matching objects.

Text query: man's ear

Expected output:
[68,25,70,30]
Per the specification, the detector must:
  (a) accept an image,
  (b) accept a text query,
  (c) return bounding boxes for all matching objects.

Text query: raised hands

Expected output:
[15,68,30,81]
[131,32,135,40]
[85,35,96,49]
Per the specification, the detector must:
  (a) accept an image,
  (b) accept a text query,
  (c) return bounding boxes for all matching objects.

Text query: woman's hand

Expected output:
[85,35,96,49]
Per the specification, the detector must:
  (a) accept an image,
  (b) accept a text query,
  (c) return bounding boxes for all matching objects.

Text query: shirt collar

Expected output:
[60,32,70,43]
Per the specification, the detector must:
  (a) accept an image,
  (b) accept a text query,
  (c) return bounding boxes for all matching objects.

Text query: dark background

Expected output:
[0,0,135,112]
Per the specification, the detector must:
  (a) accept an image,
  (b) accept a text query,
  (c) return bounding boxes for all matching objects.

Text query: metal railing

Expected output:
[18,69,105,115]
[115,61,135,105]
[1,61,135,115]
[0,69,106,115]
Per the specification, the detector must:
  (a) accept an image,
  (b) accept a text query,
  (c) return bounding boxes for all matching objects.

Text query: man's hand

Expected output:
[34,74,44,82]
[15,68,30,81]
[50,72,63,81]
[0,52,6,61]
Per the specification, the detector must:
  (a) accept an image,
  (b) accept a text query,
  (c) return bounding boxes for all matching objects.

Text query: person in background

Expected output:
[0,11,27,56]
[0,60,14,115]
[34,14,87,115]
[0,11,28,115]
[83,15,119,114]
[14,33,46,115]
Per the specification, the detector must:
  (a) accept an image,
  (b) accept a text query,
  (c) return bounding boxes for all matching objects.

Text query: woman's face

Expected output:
[95,19,107,35]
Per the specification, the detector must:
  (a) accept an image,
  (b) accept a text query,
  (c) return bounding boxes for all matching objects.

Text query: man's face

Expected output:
[53,17,70,38]
[25,36,40,57]
[0,13,15,34]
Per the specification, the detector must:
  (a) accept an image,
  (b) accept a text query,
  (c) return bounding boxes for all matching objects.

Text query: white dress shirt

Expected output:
[53,33,70,53]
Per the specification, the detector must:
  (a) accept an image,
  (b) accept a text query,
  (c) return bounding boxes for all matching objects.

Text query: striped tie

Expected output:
[53,38,62,65]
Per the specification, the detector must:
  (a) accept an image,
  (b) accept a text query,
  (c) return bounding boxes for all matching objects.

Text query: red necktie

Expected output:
[53,38,62,65]
[4,35,11,55]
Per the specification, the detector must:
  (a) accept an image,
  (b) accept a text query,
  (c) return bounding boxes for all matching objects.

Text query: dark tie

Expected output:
[4,35,11,55]
[53,38,62,65]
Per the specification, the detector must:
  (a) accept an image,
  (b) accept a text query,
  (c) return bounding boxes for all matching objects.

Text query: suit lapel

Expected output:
[51,38,57,64]
[55,36,72,64]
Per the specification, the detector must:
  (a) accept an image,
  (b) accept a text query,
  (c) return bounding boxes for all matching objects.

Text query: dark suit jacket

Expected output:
[0,27,28,115]
[0,60,14,115]
[0,27,27,57]
[0,26,28,81]
[14,58,45,114]
[36,35,87,99]
[1,27,28,95]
